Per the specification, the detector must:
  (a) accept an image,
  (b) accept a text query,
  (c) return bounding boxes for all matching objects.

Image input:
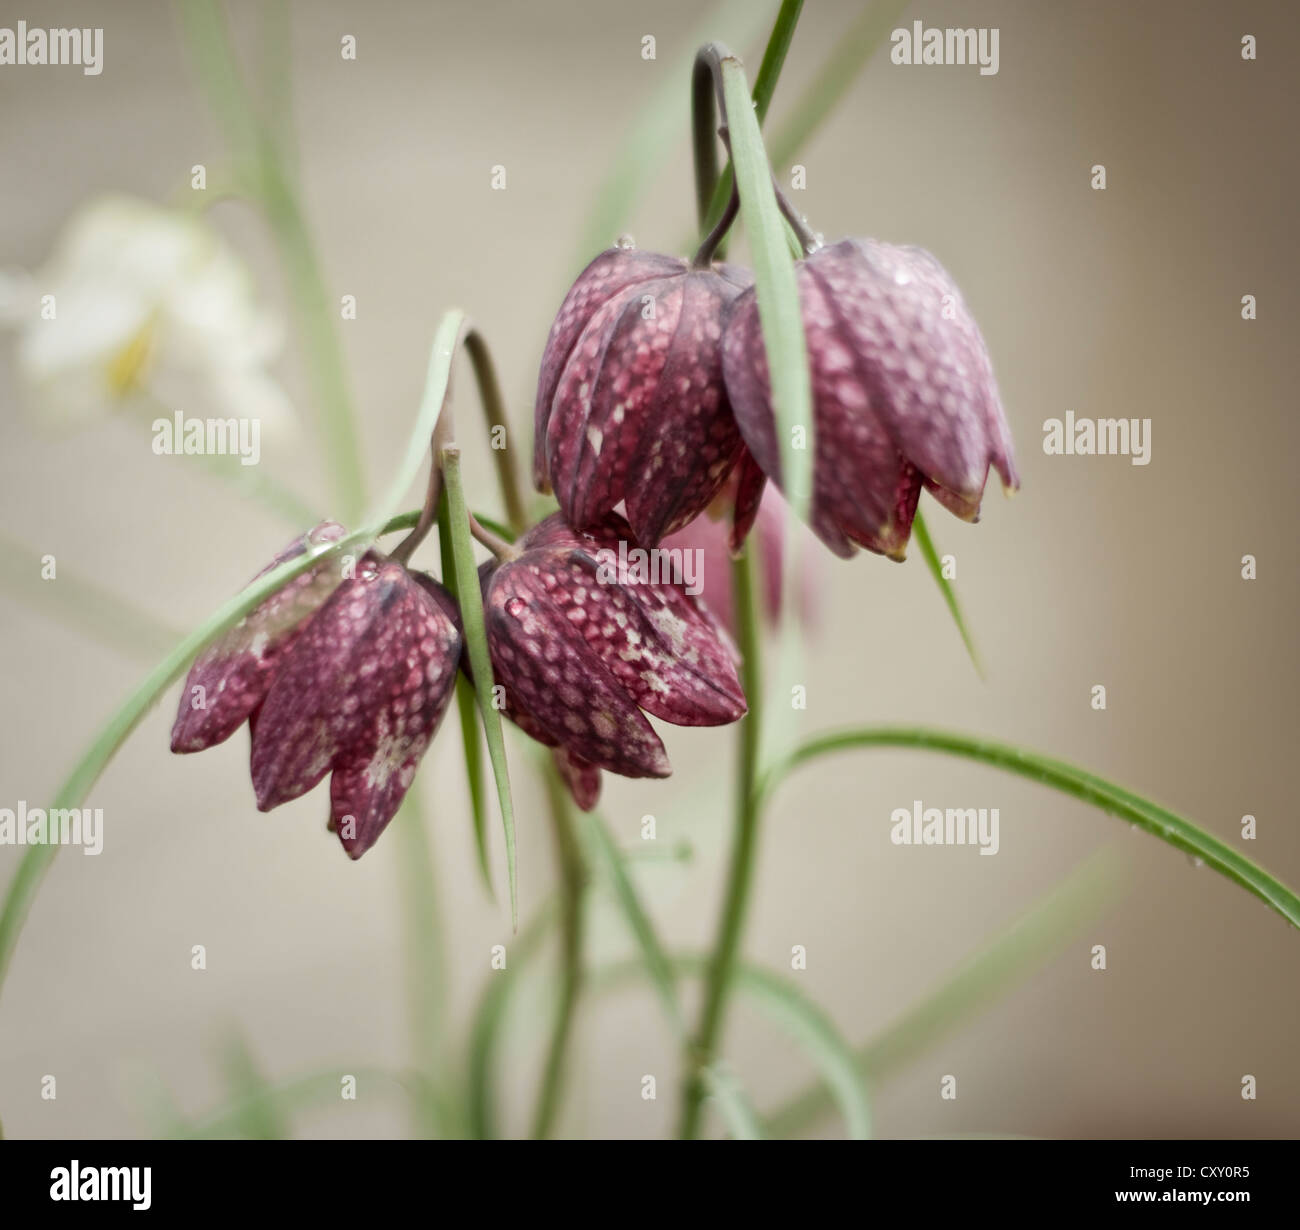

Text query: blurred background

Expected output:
[1,0,1297,1139]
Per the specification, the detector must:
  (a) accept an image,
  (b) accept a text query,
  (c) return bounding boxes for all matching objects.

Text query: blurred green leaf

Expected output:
[440,447,517,931]
[911,508,984,678]
[465,900,556,1139]
[720,54,813,524]
[585,813,683,1034]
[700,1065,764,1139]
[438,499,492,897]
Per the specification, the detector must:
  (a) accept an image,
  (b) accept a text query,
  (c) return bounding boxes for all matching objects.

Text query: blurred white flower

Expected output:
[0,194,294,432]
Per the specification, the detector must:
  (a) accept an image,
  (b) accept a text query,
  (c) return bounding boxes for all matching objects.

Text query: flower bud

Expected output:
[534,246,750,547]
[722,238,1018,559]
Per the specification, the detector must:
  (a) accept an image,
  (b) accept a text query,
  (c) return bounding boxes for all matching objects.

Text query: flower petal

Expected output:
[170,522,346,753]
[534,247,686,490]
[483,556,671,778]
[250,559,462,819]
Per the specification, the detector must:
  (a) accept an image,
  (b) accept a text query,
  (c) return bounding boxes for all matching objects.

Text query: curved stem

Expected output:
[697,0,806,253]
[529,765,587,1139]
[692,176,740,269]
[463,329,528,535]
[390,413,454,566]
[773,175,821,255]
[678,547,764,1138]
[691,46,724,231]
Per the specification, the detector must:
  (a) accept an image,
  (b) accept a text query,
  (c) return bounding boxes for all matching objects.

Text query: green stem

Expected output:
[394,781,449,1136]
[697,0,804,252]
[678,548,764,1138]
[529,764,587,1139]
[463,330,528,536]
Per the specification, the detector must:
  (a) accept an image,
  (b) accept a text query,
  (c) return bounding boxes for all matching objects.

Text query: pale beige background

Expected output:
[1,0,1297,1139]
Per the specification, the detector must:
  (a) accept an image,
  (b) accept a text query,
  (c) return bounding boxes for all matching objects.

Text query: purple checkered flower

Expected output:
[533,245,751,548]
[479,512,746,809]
[722,238,1019,559]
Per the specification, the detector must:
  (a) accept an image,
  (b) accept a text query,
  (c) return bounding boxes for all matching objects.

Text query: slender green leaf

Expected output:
[465,900,556,1139]
[393,780,451,1137]
[585,813,683,1034]
[720,55,813,523]
[726,962,870,1139]
[700,1065,764,1139]
[766,848,1125,1136]
[767,0,911,174]
[440,448,517,930]
[438,498,492,896]
[698,0,805,248]
[761,727,1300,928]
[911,508,983,678]
[588,950,869,1140]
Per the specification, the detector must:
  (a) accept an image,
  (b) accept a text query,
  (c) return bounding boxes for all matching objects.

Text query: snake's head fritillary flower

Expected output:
[170,521,348,754]
[479,512,746,809]
[171,528,462,859]
[533,245,751,547]
[722,237,1019,559]
[249,560,462,859]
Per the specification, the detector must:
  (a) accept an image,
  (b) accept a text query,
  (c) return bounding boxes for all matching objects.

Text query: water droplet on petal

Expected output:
[615,233,636,250]
[505,597,526,619]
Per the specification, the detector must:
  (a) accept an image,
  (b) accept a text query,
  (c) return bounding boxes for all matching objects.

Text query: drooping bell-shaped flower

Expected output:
[170,521,348,753]
[171,528,462,859]
[722,237,1019,559]
[249,558,462,858]
[480,512,746,809]
[533,245,751,547]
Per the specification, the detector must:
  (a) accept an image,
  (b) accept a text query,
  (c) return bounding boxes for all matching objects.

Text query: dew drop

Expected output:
[505,597,526,619]
[1188,856,1205,869]
[615,233,636,250]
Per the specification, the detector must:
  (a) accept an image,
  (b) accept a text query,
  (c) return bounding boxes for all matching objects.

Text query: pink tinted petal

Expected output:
[483,559,670,778]
[543,546,745,725]
[250,559,461,814]
[534,247,687,490]
[170,521,346,753]
[553,747,602,811]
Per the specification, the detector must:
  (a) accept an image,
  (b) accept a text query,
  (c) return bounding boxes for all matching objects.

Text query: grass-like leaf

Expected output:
[439,447,518,931]
[700,1065,764,1139]
[911,508,983,678]
[767,0,911,175]
[438,498,492,896]
[720,53,813,522]
[585,813,683,1034]
[761,727,1300,928]
[465,899,556,1139]
[698,0,804,249]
